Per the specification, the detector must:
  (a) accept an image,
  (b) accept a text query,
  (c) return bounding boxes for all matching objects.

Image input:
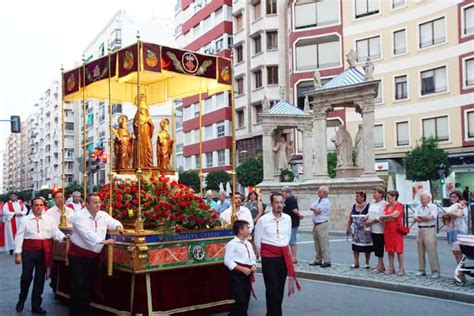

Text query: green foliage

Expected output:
[205,170,231,191]
[236,156,263,187]
[66,182,83,195]
[35,189,53,200]
[404,137,450,182]
[327,152,337,178]
[178,169,200,192]
[279,169,295,182]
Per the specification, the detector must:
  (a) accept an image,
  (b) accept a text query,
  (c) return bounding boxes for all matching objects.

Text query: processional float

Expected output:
[54,34,238,315]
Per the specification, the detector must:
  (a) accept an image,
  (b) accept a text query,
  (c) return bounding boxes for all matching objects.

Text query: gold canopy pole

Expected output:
[198,91,203,194]
[82,56,88,197]
[60,65,67,227]
[107,45,114,277]
[229,55,237,223]
[135,32,144,233]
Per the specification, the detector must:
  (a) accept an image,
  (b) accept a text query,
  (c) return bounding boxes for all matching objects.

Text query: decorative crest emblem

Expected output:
[93,65,101,78]
[66,74,76,91]
[181,52,199,74]
[191,244,206,261]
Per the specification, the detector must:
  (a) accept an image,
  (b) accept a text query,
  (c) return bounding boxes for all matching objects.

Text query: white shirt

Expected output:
[224,237,256,271]
[414,203,438,226]
[70,208,123,254]
[220,206,254,233]
[45,205,75,226]
[367,200,387,234]
[254,212,292,254]
[69,202,83,212]
[14,212,66,254]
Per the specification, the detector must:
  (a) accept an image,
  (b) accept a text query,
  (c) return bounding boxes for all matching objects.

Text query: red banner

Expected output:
[217,58,232,85]
[84,54,117,86]
[142,43,161,73]
[63,67,81,96]
[118,44,139,78]
[161,46,216,79]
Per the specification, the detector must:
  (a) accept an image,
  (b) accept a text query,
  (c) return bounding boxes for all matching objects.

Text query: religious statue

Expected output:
[363,58,374,80]
[304,96,311,113]
[156,118,174,171]
[279,85,287,100]
[114,115,133,169]
[313,70,321,89]
[262,96,271,113]
[354,124,364,168]
[331,125,353,167]
[273,134,291,171]
[133,94,155,169]
[346,49,358,68]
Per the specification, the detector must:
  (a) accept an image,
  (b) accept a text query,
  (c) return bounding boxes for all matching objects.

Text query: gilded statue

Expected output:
[156,118,174,171]
[133,94,155,168]
[114,115,133,169]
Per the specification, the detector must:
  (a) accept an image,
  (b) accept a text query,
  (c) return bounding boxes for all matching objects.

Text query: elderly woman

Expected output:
[346,191,372,269]
[443,190,469,279]
[365,186,387,273]
[380,190,405,276]
[245,191,263,224]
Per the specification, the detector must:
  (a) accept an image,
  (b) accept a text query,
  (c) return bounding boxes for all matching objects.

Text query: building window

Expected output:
[216,122,226,137]
[254,103,263,122]
[295,35,340,71]
[464,5,474,36]
[374,124,384,148]
[65,122,74,130]
[235,45,243,63]
[392,0,405,9]
[227,36,233,49]
[253,35,262,54]
[216,38,224,52]
[422,116,448,141]
[205,125,213,140]
[467,112,474,138]
[237,110,245,128]
[185,157,192,169]
[266,31,278,50]
[294,0,339,29]
[253,0,261,20]
[296,81,313,110]
[421,66,447,95]
[396,121,409,146]
[195,155,200,169]
[236,77,244,95]
[394,75,408,100]
[393,29,406,55]
[266,0,277,15]
[253,69,262,89]
[235,13,243,32]
[355,0,380,19]
[356,36,381,61]
[419,17,445,49]
[218,150,226,166]
[465,58,474,87]
[206,152,213,168]
[374,80,382,103]
[267,66,278,85]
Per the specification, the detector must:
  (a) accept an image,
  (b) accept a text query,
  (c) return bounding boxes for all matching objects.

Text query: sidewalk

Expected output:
[262,260,474,304]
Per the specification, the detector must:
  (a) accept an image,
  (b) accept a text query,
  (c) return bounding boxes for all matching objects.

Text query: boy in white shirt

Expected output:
[224,220,256,316]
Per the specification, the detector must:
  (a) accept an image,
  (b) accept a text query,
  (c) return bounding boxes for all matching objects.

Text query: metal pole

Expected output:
[198,91,203,194]
[135,32,144,232]
[60,66,67,227]
[82,57,88,197]
[229,55,237,223]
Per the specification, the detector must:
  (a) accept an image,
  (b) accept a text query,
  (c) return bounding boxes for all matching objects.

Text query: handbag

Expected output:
[397,224,410,236]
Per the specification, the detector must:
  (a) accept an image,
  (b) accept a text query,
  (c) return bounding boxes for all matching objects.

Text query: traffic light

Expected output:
[10,116,21,133]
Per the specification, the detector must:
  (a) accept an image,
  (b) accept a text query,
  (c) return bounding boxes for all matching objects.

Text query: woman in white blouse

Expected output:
[365,186,387,273]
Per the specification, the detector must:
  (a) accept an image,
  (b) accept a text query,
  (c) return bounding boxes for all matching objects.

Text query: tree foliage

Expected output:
[327,152,337,178]
[404,137,449,182]
[236,156,263,187]
[205,170,231,191]
[179,169,200,192]
[66,182,83,196]
[279,169,295,182]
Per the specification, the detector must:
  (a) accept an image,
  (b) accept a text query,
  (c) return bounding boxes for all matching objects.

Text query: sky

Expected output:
[0,0,175,151]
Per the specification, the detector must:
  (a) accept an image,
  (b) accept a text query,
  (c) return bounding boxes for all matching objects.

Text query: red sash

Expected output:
[236,262,257,299]
[261,243,301,296]
[68,242,100,259]
[7,200,25,237]
[23,239,54,269]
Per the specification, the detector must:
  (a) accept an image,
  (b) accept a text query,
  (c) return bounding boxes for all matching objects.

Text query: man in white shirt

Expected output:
[224,220,257,316]
[309,186,332,268]
[14,197,67,314]
[45,191,75,226]
[220,193,254,233]
[254,192,300,316]
[68,193,124,316]
[66,191,83,212]
[3,193,28,254]
[414,191,441,278]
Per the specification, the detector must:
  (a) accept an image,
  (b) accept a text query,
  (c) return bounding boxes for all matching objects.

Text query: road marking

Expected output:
[297,239,351,245]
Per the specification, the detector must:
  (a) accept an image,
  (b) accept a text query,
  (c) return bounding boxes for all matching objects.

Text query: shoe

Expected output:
[309,261,322,266]
[431,272,440,279]
[32,307,47,314]
[321,263,332,268]
[397,269,405,277]
[384,268,395,275]
[350,264,359,269]
[16,300,24,312]
[9,250,13,255]
[365,265,370,269]
[415,271,426,277]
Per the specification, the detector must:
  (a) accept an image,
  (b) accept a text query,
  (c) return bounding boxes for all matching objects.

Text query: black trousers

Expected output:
[262,257,287,316]
[19,250,46,310]
[228,270,251,316]
[68,255,98,316]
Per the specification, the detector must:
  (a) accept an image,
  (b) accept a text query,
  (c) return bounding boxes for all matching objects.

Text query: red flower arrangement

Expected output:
[98,173,221,234]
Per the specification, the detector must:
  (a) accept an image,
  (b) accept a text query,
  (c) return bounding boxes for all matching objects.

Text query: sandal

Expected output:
[350,264,359,269]
[365,265,370,269]
[384,268,395,275]
[397,270,405,276]
[371,268,382,273]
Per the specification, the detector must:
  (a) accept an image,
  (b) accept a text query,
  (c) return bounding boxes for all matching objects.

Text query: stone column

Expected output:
[262,128,275,181]
[359,101,376,176]
[313,107,329,178]
[302,127,313,181]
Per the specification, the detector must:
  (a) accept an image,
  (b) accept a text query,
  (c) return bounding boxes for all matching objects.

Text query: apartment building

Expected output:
[3,133,21,192]
[175,0,234,175]
[341,0,474,198]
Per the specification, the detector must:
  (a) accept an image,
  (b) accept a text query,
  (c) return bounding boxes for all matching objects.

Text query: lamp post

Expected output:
[436,163,446,200]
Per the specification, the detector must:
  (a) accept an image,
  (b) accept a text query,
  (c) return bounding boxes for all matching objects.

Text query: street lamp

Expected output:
[436,163,446,200]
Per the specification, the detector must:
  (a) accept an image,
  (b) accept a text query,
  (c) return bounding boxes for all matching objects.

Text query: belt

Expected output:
[418,225,435,228]
[314,221,328,226]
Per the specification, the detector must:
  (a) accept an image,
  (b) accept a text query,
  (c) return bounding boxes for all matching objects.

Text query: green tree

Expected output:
[327,151,337,178]
[404,137,449,191]
[205,170,231,191]
[178,169,200,192]
[236,156,263,187]
[66,182,83,195]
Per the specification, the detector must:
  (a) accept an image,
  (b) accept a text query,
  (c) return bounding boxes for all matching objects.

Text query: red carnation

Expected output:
[170,214,176,220]
[178,214,185,222]
[151,214,157,220]
[164,189,171,196]
[212,211,218,219]
[125,188,131,194]
[197,217,203,225]
[170,180,178,187]
[121,210,127,216]
[132,199,138,205]
[116,201,123,209]
[143,202,148,208]
[115,195,122,201]
[116,215,122,220]
[119,184,125,189]
[205,217,211,222]
[175,226,182,233]
[125,202,131,209]
[188,215,195,222]
[153,205,159,211]
[144,211,150,217]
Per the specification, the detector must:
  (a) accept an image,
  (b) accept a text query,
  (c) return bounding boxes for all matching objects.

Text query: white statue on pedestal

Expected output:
[331,125,353,167]
[273,134,291,171]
